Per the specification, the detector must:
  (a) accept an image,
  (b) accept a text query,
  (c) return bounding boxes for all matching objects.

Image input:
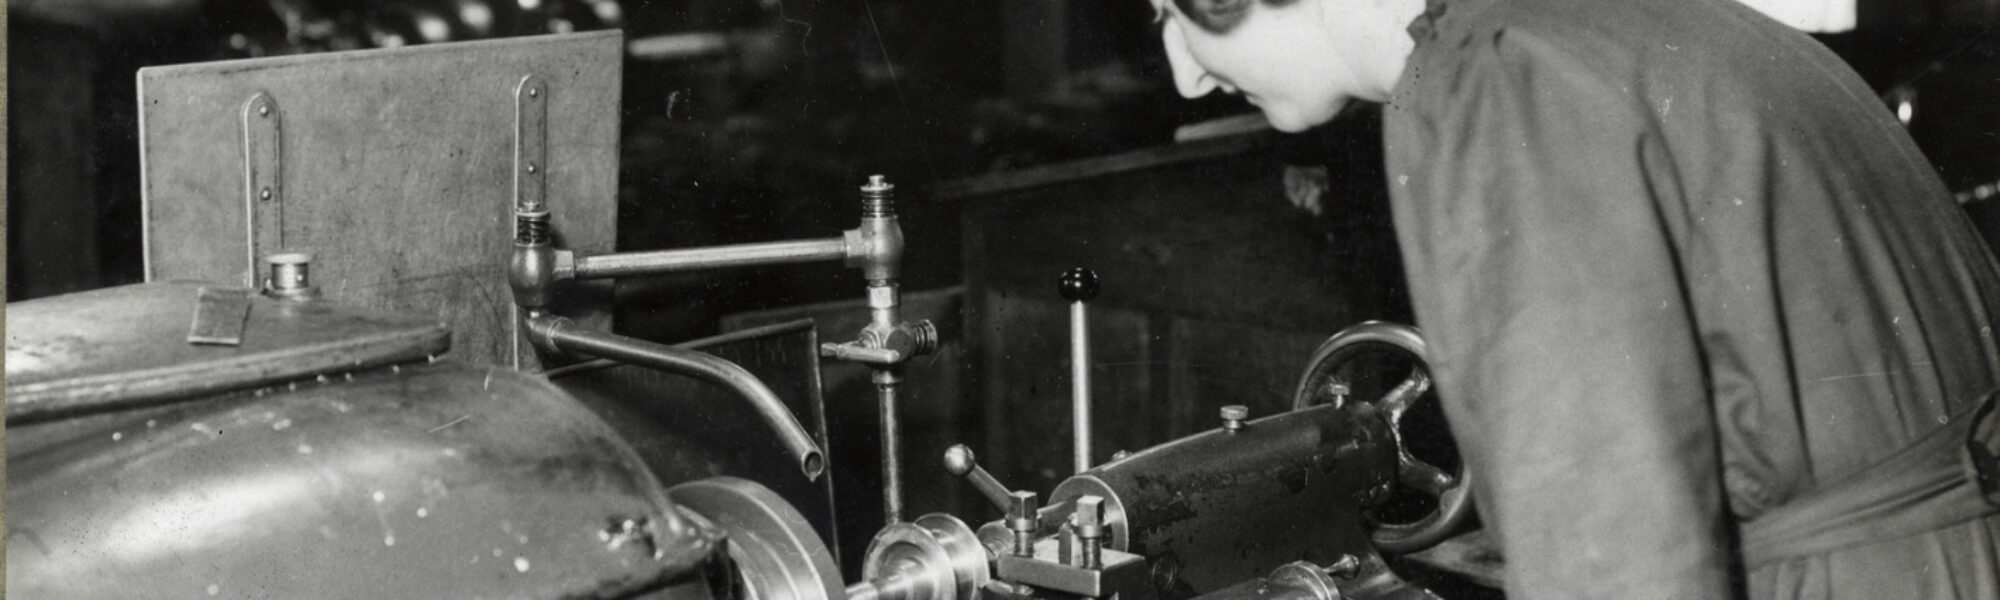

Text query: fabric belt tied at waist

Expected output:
[1740,389,2000,569]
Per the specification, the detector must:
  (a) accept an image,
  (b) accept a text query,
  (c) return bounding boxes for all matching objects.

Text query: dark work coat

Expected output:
[1382,0,2000,597]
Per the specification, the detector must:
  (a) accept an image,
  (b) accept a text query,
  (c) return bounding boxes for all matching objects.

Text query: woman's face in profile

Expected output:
[1149,0,1397,132]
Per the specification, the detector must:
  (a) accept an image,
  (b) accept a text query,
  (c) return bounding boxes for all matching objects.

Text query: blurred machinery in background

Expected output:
[6,31,1491,600]
[215,0,629,56]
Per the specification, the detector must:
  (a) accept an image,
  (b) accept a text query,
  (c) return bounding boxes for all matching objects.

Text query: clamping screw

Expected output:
[1006,491,1040,557]
[1221,405,1250,432]
[1075,496,1105,569]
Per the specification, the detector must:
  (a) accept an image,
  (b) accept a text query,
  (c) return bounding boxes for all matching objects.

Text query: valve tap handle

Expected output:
[944,444,1015,512]
[1059,267,1098,473]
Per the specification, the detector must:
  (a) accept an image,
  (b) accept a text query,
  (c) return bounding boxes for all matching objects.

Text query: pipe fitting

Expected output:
[523,313,574,355]
[845,175,904,282]
[861,320,939,360]
[509,209,568,310]
[844,217,905,283]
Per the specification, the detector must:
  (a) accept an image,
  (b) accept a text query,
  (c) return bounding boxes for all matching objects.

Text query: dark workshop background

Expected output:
[12,0,1999,303]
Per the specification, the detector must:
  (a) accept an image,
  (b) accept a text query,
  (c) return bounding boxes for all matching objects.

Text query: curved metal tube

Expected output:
[527,315,826,481]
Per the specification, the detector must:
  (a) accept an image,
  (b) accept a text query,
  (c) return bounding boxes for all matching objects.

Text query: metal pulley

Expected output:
[668,477,845,600]
[852,514,990,600]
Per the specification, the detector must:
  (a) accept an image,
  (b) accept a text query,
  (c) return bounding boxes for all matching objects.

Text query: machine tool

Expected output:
[5,31,1485,600]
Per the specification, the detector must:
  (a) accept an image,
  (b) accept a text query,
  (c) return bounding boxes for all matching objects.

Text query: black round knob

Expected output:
[1058,267,1099,302]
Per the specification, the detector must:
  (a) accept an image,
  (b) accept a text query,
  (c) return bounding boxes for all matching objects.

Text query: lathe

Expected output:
[5,31,1485,600]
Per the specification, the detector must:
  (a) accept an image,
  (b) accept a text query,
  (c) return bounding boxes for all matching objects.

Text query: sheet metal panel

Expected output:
[139,32,621,368]
[5,281,449,423]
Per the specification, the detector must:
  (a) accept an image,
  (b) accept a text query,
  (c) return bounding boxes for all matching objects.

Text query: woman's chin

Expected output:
[1261,109,1315,133]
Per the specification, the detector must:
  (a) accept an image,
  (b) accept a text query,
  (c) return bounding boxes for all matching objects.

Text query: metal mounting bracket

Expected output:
[514,75,548,212]
[241,92,283,289]
[511,75,551,370]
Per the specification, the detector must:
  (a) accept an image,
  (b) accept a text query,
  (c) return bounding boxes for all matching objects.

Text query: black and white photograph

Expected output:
[6,0,1999,598]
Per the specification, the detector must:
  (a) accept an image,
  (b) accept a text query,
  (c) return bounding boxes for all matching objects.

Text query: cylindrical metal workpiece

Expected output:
[847,580,885,600]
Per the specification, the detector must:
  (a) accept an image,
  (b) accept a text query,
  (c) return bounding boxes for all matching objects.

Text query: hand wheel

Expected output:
[1291,321,1474,554]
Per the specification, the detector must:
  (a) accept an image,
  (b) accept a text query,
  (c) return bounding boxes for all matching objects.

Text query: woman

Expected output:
[1148,0,2000,597]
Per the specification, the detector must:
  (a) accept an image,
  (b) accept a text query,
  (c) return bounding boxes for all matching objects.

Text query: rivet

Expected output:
[526,162,539,174]
[259,187,273,200]
[258,104,270,117]
[529,87,540,98]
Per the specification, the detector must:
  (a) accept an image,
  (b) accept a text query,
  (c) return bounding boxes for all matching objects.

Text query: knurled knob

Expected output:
[1058,267,1100,302]
[1221,405,1250,431]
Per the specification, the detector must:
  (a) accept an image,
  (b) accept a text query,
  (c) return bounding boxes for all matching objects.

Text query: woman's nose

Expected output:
[1162,24,1218,99]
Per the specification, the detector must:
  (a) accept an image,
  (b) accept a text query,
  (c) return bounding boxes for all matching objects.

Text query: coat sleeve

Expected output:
[1386,31,1737,599]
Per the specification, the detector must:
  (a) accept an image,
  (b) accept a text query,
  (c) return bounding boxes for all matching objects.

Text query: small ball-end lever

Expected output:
[944,444,1016,513]
[1059,267,1099,473]
[1058,267,1100,302]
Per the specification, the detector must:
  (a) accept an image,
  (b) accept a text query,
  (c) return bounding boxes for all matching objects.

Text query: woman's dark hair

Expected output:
[1174,0,1302,34]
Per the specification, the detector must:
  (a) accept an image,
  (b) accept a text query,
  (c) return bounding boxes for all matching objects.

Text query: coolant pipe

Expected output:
[569,237,849,280]
[525,314,826,481]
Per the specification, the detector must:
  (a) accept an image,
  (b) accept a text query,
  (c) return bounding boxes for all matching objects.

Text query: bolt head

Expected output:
[1006,491,1039,522]
[1074,495,1103,529]
[942,445,975,476]
[1220,405,1249,421]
